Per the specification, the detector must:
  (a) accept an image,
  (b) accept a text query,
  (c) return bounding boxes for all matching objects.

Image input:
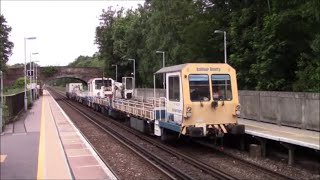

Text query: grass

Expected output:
[3,88,25,96]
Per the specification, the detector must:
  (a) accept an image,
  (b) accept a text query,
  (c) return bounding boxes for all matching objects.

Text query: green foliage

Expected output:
[41,66,58,78]
[0,14,14,72]
[3,77,28,95]
[94,0,320,92]
[47,77,86,89]
[9,63,24,68]
[68,53,104,68]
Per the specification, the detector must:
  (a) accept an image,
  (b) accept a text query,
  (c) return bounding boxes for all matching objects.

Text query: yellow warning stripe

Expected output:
[220,124,227,133]
[37,97,45,179]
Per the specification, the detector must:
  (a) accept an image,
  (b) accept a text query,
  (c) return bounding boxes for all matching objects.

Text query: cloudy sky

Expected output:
[1,0,144,66]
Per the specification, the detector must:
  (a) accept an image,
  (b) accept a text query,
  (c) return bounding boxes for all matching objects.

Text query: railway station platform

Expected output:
[238,118,320,165]
[0,90,117,180]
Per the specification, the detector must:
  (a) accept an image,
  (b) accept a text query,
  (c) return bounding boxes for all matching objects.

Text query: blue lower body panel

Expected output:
[159,121,181,133]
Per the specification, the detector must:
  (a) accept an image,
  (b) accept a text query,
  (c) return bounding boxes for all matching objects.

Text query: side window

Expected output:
[212,74,232,101]
[168,76,180,101]
[189,74,210,101]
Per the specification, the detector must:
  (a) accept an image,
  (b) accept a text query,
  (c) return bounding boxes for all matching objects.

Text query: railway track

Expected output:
[49,87,237,180]
[192,140,295,180]
[49,87,293,180]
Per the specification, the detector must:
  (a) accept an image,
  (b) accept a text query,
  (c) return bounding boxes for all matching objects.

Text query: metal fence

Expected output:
[3,91,25,122]
[239,91,320,131]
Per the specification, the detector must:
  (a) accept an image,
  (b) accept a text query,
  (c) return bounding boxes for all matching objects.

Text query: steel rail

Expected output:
[49,88,191,180]
[51,88,237,180]
[193,140,294,180]
[53,87,293,180]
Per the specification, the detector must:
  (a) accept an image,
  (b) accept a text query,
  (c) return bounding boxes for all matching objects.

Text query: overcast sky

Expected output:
[1,0,144,66]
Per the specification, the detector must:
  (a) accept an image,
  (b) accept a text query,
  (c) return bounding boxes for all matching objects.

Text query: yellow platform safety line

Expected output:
[37,97,45,179]
[0,154,7,163]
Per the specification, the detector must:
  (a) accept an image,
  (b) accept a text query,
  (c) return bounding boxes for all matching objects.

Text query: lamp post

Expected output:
[0,71,3,133]
[156,50,165,89]
[112,64,118,82]
[128,59,135,89]
[214,30,227,64]
[24,37,36,111]
[33,59,39,99]
[35,62,39,98]
[30,53,38,101]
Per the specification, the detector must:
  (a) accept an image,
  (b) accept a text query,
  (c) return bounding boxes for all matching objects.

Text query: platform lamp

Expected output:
[33,60,40,99]
[24,37,36,111]
[214,30,227,64]
[0,71,3,133]
[156,50,165,89]
[30,52,39,102]
[128,58,135,90]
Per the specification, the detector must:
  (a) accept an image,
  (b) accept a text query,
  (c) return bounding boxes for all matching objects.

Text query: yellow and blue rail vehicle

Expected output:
[152,63,244,139]
[69,63,244,140]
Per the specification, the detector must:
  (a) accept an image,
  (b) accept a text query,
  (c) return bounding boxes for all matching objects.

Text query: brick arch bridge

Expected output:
[3,66,103,87]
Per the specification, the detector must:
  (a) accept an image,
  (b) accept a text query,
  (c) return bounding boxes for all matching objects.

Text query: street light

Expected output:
[128,58,135,89]
[156,50,165,89]
[214,30,227,64]
[33,60,40,99]
[111,64,118,82]
[30,52,39,102]
[0,71,3,133]
[24,37,36,111]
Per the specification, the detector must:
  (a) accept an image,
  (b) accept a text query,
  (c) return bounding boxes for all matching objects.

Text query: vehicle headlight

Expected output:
[236,104,241,111]
[186,107,192,118]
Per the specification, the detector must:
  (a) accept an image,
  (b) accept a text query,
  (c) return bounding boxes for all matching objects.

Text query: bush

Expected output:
[41,66,58,78]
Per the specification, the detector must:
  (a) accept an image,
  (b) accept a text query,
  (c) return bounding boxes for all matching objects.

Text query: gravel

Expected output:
[52,89,320,180]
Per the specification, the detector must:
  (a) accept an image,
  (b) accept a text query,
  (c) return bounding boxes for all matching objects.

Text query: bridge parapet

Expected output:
[3,66,103,87]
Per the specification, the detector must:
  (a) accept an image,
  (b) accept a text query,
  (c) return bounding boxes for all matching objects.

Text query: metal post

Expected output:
[35,64,38,98]
[224,31,227,64]
[112,64,118,82]
[133,59,135,90]
[29,52,32,102]
[116,65,118,82]
[24,38,28,111]
[33,61,35,100]
[214,30,227,64]
[24,37,36,110]
[162,52,165,89]
[128,59,135,90]
[156,51,166,89]
[0,71,3,133]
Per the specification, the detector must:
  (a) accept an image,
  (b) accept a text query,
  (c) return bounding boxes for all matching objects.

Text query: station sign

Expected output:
[27,70,34,77]
[27,83,37,89]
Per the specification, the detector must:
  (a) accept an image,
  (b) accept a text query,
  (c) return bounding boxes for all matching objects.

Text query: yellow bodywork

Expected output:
[179,63,239,135]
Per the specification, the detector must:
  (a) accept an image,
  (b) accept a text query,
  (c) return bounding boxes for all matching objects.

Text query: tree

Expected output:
[0,14,14,72]
[94,0,320,92]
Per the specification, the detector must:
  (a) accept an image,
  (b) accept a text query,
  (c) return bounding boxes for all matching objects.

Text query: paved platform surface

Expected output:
[239,118,320,150]
[1,90,117,179]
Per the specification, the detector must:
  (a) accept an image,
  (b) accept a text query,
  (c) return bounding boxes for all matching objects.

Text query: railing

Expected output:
[3,91,25,122]
[112,97,166,120]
